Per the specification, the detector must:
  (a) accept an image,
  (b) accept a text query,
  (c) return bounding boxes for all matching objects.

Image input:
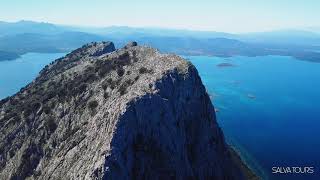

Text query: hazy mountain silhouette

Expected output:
[0,20,319,62]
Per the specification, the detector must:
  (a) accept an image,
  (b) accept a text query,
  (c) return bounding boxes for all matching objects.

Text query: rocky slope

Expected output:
[0,41,251,179]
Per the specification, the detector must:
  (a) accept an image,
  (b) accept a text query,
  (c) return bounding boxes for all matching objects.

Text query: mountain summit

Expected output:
[0,42,253,179]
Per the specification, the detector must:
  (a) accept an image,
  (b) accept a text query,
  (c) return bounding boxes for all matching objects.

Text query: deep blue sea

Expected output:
[1,53,319,180]
[187,55,320,180]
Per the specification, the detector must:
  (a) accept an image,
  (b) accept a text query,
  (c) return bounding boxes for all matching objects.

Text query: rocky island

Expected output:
[216,62,236,67]
[0,42,256,179]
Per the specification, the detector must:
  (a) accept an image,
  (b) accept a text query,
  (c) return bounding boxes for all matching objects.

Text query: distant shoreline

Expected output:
[2,50,320,63]
[1,20,320,63]
[229,146,261,180]
[0,51,67,62]
[0,51,21,61]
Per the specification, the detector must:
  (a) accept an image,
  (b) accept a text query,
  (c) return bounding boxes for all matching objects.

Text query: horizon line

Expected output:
[1,19,319,35]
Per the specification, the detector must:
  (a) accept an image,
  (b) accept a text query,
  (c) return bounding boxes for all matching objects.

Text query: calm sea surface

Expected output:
[0,53,65,99]
[187,55,320,180]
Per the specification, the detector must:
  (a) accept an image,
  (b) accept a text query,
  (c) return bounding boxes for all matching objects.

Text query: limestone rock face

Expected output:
[89,41,116,57]
[0,42,245,180]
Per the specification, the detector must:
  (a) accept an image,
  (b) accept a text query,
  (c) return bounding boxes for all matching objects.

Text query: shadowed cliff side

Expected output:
[0,41,254,179]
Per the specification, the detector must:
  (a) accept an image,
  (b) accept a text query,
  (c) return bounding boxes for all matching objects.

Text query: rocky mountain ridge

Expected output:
[0,41,254,179]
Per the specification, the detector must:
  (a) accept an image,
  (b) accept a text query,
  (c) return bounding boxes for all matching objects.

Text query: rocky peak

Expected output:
[124,41,138,49]
[0,42,252,180]
[88,41,116,57]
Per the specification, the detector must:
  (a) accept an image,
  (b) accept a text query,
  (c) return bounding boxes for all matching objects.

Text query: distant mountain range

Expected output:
[0,20,320,62]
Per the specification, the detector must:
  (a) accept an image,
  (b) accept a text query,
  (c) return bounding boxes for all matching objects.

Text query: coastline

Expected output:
[0,54,20,61]
[229,146,260,180]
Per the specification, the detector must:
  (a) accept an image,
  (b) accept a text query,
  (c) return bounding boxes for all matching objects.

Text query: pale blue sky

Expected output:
[1,0,319,33]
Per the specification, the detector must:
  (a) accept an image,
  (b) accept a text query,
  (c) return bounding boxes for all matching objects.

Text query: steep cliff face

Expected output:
[0,42,247,179]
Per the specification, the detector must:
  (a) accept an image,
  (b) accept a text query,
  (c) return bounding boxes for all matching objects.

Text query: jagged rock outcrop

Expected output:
[0,42,249,179]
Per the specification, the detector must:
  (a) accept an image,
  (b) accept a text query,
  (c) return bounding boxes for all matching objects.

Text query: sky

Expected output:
[1,0,319,33]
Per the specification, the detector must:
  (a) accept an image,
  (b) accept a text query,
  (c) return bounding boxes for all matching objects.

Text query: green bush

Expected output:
[118,79,134,95]
[117,68,125,77]
[139,67,153,74]
[139,67,148,74]
[88,100,99,111]
[44,117,57,134]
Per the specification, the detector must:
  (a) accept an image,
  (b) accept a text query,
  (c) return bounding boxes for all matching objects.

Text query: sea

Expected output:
[0,53,65,99]
[187,55,320,180]
[0,53,320,180]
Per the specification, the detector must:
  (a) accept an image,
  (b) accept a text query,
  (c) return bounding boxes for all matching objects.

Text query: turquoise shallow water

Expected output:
[0,53,66,99]
[187,55,320,180]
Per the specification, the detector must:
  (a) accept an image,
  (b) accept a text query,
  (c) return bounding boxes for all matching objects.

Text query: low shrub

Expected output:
[88,100,99,111]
